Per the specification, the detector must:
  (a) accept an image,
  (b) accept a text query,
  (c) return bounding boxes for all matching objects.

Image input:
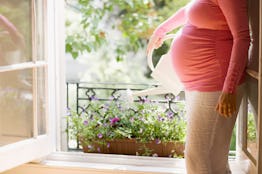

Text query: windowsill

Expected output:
[4,152,252,174]
[42,152,187,173]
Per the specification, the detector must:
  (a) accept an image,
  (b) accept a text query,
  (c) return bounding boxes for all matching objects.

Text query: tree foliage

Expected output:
[65,0,189,60]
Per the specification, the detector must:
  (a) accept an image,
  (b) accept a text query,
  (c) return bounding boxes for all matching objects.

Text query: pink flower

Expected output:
[97,133,103,139]
[110,117,120,126]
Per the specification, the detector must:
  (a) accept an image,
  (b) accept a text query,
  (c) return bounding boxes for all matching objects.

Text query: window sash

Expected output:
[0,0,58,172]
[0,62,47,73]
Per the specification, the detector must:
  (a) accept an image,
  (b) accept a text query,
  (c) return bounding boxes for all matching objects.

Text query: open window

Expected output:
[0,0,59,172]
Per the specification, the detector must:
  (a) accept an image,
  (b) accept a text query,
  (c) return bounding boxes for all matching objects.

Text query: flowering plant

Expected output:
[67,96,186,156]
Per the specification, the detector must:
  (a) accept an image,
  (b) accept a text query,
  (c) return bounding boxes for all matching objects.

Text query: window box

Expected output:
[81,139,185,157]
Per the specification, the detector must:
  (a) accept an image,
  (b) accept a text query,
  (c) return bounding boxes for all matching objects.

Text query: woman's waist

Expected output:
[181,24,233,40]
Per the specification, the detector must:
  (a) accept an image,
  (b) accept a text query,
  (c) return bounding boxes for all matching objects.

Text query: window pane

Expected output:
[37,67,47,135]
[0,69,33,146]
[0,0,32,66]
[35,0,46,61]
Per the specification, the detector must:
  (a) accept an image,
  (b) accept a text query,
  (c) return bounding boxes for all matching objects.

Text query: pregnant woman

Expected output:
[147,0,250,173]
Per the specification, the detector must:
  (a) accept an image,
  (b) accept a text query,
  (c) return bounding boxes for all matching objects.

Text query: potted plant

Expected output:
[67,97,186,158]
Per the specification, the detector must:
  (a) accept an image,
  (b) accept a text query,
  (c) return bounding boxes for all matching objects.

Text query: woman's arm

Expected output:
[153,5,189,37]
[0,15,25,50]
[216,0,250,117]
[147,4,189,53]
[217,0,250,94]
[0,15,19,40]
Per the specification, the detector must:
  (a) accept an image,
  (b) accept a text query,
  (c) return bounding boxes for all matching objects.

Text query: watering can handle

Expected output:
[147,34,176,72]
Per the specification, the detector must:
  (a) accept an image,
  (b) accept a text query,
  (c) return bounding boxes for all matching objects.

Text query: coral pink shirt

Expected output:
[154,0,250,93]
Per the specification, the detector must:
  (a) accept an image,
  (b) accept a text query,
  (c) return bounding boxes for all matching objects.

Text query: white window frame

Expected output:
[0,0,60,172]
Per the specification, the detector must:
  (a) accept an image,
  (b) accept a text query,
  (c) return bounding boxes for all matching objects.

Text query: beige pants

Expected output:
[184,84,245,174]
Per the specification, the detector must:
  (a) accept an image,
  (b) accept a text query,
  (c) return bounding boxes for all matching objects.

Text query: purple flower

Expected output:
[166,111,174,119]
[139,96,150,103]
[109,96,115,101]
[110,117,120,126]
[90,96,98,101]
[155,139,161,144]
[158,116,165,122]
[83,120,88,125]
[107,143,110,148]
[97,133,103,139]
[97,147,101,152]
[130,117,134,123]
[66,107,71,116]
[175,95,180,101]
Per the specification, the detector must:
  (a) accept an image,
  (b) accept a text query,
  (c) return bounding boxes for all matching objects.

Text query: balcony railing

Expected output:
[65,81,239,159]
[66,81,186,151]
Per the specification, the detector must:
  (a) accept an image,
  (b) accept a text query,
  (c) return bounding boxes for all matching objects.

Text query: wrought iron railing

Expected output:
[66,81,186,150]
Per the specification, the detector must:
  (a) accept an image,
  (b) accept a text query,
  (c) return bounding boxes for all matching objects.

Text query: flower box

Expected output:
[68,97,186,158]
[82,139,185,157]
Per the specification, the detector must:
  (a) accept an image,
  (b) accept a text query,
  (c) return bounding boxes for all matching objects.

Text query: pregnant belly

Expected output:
[170,25,233,90]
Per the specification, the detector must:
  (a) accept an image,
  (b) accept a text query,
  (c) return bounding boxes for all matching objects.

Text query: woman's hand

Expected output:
[146,33,164,55]
[215,92,236,118]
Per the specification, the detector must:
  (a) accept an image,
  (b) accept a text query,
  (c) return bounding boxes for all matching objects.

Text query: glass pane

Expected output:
[0,0,32,66]
[35,0,45,61]
[37,67,47,135]
[0,69,33,146]
[247,77,258,159]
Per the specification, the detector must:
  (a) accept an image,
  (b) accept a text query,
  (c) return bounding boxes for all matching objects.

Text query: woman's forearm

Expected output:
[0,14,25,49]
[154,5,188,36]
[0,15,18,35]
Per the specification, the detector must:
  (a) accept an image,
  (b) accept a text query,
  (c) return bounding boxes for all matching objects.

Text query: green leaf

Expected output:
[116,56,123,62]
[72,51,79,59]
[65,43,72,53]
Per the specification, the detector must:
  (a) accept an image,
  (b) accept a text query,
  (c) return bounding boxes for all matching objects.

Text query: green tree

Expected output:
[65,0,189,60]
